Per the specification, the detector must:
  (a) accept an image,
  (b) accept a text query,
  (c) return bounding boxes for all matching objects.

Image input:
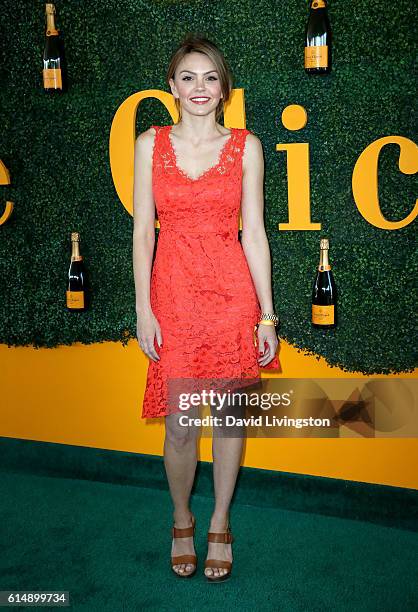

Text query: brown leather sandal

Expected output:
[171,513,197,578]
[204,524,234,582]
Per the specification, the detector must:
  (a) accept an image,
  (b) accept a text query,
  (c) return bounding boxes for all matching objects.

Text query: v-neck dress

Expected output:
[141,124,280,419]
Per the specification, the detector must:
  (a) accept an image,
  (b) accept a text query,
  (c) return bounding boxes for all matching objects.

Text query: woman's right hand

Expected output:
[136,309,162,362]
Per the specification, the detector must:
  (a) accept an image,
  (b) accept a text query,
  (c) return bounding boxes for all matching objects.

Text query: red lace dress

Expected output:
[141,124,280,418]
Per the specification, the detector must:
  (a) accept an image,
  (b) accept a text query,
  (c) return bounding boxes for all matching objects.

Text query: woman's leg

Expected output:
[205,391,246,578]
[164,406,200,575]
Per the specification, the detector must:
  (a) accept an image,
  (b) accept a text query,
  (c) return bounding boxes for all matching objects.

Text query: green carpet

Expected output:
[1,468,417,611]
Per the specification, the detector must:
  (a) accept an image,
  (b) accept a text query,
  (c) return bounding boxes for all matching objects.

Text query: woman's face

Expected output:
[169,51,223,119]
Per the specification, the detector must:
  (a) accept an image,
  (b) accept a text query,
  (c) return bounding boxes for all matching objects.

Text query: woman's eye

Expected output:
[181,75,218,81]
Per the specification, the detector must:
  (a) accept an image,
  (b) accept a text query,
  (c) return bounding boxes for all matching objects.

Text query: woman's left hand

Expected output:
[257,323,279,367]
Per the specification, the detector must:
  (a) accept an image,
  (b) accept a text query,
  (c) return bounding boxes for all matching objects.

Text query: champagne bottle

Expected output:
[304,0,332,75]
[66,232,88,311]
[312,238,337,328]
[43,3,63,92]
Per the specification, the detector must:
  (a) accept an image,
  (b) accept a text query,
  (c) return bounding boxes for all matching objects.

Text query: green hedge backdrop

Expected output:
[0,0,416,374]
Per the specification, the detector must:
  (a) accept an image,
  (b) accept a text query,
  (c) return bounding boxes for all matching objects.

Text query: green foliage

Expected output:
[0,1,416,373]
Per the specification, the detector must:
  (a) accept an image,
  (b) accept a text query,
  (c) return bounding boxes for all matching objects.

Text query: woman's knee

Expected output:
[164,410,199,446]
[210,392,247,437]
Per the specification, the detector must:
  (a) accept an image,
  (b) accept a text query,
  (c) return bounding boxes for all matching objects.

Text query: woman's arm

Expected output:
[240,132,278,366]
[133,128,162,361]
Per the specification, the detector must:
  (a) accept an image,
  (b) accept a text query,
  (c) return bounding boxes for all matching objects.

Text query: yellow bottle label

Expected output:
[312,304,334,324]
[311,0,326,8]
[43,68,62,89]
[66,291,84,308]
[305,45,328,68]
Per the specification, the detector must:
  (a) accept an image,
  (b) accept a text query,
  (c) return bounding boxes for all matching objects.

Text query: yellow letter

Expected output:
[277,105,321,231]
[0,160,13,225]
[352,136,418,229]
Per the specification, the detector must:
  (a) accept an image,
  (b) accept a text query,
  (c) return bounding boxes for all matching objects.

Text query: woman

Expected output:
[133,34,280,582]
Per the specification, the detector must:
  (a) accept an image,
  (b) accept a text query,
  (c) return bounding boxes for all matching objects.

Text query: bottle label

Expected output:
[43,68,62,89]
[311,0,326,8]
[66,291,84,308]
[312,304,334,324]
[318,265,331,271]
[305,45,328,68]
[46,29,59,36]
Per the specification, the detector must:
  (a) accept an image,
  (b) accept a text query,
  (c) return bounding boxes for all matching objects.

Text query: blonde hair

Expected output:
[166,34,233,122]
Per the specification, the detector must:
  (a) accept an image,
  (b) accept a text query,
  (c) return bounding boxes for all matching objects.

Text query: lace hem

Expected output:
[141,323,280,419]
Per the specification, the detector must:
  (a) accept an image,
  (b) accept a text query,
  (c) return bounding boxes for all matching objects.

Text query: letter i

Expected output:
[276,105,321,231]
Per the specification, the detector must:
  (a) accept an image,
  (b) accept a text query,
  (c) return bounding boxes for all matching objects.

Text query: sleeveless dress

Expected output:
[141,124,280,419]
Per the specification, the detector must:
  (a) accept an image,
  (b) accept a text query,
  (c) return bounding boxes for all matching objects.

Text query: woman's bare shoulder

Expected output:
[242,131,263,165]
[134,127,159,160]
[135,126,158,146]
[244,130,262,147]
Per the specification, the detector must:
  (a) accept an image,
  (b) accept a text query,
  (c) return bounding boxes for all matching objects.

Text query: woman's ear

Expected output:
[168,77,178,98]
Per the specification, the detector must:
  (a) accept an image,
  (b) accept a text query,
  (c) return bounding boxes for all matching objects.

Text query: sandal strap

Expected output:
[207,531,233,544]
[172,515,195,538]
[171,554,197,565]
[172,525,194,538]
[204,559,232,570]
